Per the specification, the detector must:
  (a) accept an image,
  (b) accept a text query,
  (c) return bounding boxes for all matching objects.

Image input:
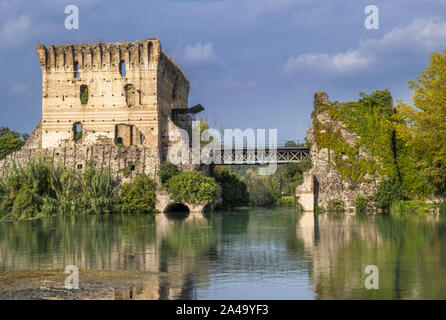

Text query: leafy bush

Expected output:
[374,175,404,210]
[440,202,446,215]
[121,166,132,178]
[159,162,179,184]
[328,200,345,213]
[355,195,370,214]
[277,196,296,208]
[390,200,437,215]
[270,189,282,204]
[117,174,157,213]
[214,170,248,209]
[249,183,275,207]
[165,171,218,204]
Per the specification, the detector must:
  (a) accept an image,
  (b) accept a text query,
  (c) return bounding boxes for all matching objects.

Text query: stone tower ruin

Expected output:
[1,39,199,180]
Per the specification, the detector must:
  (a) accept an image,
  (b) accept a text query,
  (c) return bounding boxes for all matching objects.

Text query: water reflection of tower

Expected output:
[296,212,383,299]
[117,212,214,300]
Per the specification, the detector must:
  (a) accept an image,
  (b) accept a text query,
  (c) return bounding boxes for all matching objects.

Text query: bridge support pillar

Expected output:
[295,172,315,211]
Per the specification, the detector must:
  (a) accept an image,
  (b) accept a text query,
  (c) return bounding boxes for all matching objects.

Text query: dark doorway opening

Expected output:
[164,203,190,219]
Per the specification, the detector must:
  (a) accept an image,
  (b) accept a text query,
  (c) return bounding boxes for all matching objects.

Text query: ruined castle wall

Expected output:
[156,51,190,163]
[36,40,162,150]
[296,92,379,212]
[1,39,196,186]
[0,124,160,182]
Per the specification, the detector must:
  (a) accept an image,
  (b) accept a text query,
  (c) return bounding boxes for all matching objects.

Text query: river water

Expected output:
[1,208,446,299]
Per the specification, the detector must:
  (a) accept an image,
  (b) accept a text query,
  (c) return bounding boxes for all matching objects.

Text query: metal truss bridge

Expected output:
[212,141,310,165]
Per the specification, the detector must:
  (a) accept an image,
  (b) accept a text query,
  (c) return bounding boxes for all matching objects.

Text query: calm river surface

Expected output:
[1,208,446,299]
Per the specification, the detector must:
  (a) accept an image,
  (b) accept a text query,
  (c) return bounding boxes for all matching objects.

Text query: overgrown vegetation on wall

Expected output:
[312,49,446,211]
[313,90,420,192]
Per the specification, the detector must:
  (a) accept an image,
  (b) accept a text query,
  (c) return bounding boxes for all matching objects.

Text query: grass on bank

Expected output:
[0,158,120,221]
[0,159,222,222]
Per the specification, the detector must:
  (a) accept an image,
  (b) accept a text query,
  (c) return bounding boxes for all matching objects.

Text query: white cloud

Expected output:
[284,49,370,74]
[284,18,446,75]
[0,15,30,48]
[184,42,216,64]
[9,81,27,96]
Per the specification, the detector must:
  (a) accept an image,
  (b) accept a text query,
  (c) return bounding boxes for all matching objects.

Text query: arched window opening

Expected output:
[74,61,80,78]
[73,122,82,142]
[115,124,133,147]
[80,85,88,104]
[119,60,126,77]
[124,84,139,107]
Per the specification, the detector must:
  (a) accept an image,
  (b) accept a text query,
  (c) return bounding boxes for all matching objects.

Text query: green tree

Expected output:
[118,174,157,213]
[395,49,446,194]
[249,182,274,207]
[374,175,404,210]
[285,140,297,147]
[0,126,28,160]
[214,169,249,209]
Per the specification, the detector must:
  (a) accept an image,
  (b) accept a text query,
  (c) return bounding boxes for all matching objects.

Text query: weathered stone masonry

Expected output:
[0,39,194,182]
[296,92,379,212]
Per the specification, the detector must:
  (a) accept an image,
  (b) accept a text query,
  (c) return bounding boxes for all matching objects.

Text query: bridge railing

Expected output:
[219,139,307,149]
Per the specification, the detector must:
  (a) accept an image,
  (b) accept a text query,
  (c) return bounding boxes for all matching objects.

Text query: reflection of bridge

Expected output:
[216,146,310,164]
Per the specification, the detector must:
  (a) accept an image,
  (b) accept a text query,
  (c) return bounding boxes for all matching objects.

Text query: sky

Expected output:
[0,0,446,141]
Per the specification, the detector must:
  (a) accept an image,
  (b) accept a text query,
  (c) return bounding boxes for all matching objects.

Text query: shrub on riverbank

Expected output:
[158,162,179,184]
[328,199,345,213]
[214,169,248,209]
[117,173,157,213]
[277,196,296,208]
[0,159,119,221]
[374,175,404,210]
[390,200,439,215]
[165,171,218,204]
[249,183,275,207]
[355,195,372,214]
